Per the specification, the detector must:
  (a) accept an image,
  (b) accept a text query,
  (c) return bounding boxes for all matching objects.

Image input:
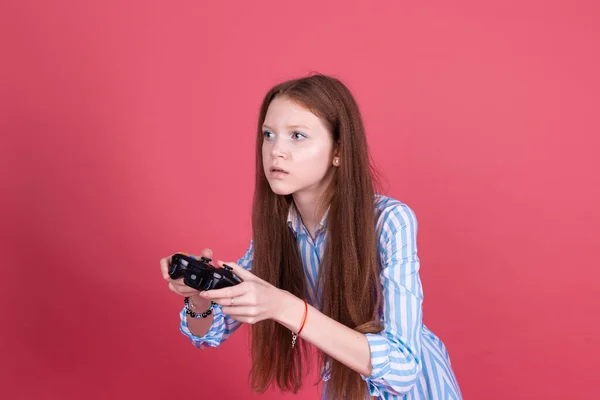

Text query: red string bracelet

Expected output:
[291,299,308,349]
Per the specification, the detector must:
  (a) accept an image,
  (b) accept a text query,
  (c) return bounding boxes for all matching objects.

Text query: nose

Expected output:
[270,137,288,160]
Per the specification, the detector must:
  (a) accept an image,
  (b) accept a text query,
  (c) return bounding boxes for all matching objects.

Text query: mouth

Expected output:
[270,167,289,174]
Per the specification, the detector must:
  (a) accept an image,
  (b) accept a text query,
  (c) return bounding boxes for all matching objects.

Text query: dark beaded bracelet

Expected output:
[184,296,217,319]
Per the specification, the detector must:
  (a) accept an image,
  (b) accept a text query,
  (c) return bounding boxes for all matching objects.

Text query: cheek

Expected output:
[294,145,332,167]
[262,144,269,167]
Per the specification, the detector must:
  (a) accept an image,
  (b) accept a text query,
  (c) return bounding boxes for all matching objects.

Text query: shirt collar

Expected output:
[287,201,329,237]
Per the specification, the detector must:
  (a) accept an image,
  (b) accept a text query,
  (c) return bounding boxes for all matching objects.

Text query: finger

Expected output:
[169,283,200,296]
[220,306,254,317]
[217,260,255,281]
[169,281,201,297]
[211,292,253,307]
[189,248,214,265]
[201,248,213,260]
[171,282,200,296]
[160,256,172,280]
[199,283,247,300]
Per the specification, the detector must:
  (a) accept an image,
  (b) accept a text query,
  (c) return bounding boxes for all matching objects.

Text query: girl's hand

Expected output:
[159,248,213,298]
[199,261,286,324]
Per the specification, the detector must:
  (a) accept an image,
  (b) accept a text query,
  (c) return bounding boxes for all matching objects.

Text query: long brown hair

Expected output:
[249,74,383,400]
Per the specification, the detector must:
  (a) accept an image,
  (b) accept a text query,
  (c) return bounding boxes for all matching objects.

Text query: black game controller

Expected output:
[169,253,241,290]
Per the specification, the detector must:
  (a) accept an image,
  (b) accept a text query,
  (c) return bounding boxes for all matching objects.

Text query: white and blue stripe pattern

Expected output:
[180,194,462,399]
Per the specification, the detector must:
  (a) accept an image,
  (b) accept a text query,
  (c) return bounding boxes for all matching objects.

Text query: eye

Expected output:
[292,131,307,140]
[263,131,274,140]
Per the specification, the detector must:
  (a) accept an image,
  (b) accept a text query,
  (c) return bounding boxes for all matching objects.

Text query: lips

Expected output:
[270,166,289,174]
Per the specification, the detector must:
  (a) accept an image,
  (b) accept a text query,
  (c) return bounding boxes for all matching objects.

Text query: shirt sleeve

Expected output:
[179,240,254,349]
[360,203,424,397]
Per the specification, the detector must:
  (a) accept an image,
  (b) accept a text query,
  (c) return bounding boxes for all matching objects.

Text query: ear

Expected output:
[333,141,340,158]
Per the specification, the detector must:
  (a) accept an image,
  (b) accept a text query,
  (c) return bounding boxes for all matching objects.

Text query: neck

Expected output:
[292,188,331,239]
[290,167,335,238]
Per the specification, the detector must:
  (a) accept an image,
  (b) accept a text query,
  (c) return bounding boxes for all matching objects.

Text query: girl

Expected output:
[160,74,462,399]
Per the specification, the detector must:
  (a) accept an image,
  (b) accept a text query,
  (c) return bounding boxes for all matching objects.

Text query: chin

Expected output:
[268,181,295,196]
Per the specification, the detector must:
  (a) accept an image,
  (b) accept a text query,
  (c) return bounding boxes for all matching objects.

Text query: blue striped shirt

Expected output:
[180,194,462,399]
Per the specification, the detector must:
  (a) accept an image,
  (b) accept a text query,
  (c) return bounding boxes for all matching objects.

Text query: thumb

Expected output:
[198,248,213,263]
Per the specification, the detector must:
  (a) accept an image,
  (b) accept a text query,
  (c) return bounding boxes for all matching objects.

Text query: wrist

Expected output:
[274,290,306,331]
[184,295,217,319]
[187,293,211,310]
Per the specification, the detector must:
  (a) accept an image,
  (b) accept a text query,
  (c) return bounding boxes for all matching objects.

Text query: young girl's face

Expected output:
[262,96,336,198]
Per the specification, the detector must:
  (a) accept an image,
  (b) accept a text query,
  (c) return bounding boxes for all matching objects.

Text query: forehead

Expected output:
[264,96,324,129]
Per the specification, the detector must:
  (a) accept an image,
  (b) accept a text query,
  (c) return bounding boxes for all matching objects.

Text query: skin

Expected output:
[160,96,373,378]
[261,96,338,237]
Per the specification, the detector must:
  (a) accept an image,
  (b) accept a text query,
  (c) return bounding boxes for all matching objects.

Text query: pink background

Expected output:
[1,1,599,399]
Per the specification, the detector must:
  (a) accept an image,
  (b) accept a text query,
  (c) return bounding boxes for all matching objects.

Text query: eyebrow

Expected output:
[262,124,310,131]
